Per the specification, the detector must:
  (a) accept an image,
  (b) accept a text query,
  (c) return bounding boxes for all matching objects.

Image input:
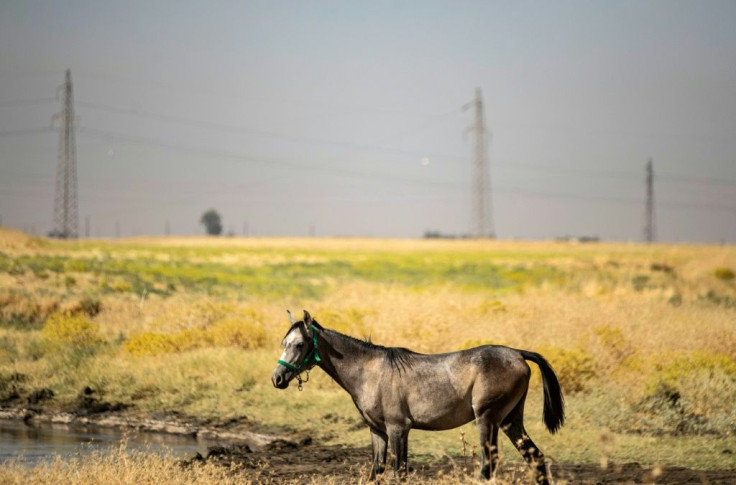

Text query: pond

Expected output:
[0,420,210,465]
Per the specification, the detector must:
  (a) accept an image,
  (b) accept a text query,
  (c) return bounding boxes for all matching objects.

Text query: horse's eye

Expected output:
[296,343,304,350]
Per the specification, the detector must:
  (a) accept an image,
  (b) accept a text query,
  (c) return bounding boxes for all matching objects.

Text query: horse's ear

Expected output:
[303,310,313,337]
[287,310,297,325]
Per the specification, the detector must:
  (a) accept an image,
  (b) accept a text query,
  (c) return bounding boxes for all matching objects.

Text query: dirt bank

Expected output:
[0,406,290,449]
[193,440,736,484]
[2,405,734,483]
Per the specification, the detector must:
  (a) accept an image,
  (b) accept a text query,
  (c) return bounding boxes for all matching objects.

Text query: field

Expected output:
[0,227,735,483]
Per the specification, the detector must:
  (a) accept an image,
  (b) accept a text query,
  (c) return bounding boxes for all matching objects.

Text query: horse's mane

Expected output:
[286,319,417,373]
[319,321,418,374]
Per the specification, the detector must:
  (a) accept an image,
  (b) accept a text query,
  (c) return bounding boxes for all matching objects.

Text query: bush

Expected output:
[714,267,735,281]
[124,331,181,356]
[646,351,736,396]
[208,317,268,349]
[124,318,269,357]
[631,274,650,291]
[41,313,102,349]
[536,345,598,393]
[594,325,634,365]
[631,351,736,435]
[0,336,19,363]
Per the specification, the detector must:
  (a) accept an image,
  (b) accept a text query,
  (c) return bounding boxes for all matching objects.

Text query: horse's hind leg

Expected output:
[476,416,499,479]
[501,401,549,484]
[502,419,548,484]
[490,424,499,476]
[369,428,388,480]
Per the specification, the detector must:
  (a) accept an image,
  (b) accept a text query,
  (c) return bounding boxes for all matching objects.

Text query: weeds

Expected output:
[714,267,735,281]
[0,231,735,472]
[124,318,268,356]
[535,345,598,393]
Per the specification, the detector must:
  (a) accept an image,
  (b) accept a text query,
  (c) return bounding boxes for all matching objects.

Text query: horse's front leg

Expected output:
[387,426,409,476]
[369,428,388,480]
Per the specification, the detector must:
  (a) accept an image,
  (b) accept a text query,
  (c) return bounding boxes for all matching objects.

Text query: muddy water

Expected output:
[0,420,210,464]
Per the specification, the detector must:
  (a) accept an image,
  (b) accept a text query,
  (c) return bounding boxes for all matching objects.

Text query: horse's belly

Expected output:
[410,402,475,431]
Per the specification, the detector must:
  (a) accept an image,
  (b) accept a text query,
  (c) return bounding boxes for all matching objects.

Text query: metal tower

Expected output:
[464,88,493,237]
[52,69,79,239]
[644,158,655,243]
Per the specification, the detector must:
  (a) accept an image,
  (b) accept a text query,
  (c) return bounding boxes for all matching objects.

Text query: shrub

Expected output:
[0,291,56,328]
[476,300,507,314]
[124,318,269,357]
[536,345,598,393]
[631,274,650,291]
[714,267,735,281]
[631,351,736,435]
[594,325,634,365]
[41,313,102,349]
[646,351,736,396]
[208,317,268,349]
[0,336,19,363]
[110,281,132,293]
[124,331,180,356]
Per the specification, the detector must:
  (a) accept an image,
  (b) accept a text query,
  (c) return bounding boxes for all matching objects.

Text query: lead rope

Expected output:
[296,369,310,391]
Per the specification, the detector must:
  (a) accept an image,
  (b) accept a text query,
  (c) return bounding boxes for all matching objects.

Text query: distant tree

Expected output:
[200,209,223,236]
[48,228,74,239]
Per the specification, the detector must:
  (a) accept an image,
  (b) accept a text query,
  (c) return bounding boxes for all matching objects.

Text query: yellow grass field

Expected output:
[0,227,734,482]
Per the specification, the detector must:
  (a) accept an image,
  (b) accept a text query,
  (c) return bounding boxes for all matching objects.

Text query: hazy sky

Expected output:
[1,1,734,242]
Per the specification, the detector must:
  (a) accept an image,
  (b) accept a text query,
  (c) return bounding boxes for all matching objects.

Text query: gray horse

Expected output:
[271,310,565,484]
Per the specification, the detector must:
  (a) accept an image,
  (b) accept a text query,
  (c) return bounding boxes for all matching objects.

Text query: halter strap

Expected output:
[277,325,321,373]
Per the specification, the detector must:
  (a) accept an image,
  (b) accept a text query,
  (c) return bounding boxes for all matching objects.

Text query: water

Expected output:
[0,420,211,465]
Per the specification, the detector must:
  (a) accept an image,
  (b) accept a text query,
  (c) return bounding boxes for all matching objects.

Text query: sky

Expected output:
[0,1,734,242]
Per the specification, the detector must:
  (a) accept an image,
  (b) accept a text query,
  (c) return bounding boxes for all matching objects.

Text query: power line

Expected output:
[2,101,732,217]
[494,160,736,188]
[76,126,461,189]
[75,99,464,161]
[3,172,733,216]
[73,98,736,189]
[0,127,55,137]
[0,97,57,108]
[659,173,736,188]
[495,186,736,213]
[75,125,736,212]
[74,70,451,118]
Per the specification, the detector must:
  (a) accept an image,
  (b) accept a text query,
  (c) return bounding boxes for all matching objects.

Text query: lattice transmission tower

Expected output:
[644,158,655,243]
[51,69,79,239]
[464,88,493,238]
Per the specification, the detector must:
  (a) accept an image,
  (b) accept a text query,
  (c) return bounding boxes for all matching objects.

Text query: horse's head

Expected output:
[271,310,320,389]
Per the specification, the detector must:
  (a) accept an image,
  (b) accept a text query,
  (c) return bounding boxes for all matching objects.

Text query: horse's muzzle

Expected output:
[271,371,289,389]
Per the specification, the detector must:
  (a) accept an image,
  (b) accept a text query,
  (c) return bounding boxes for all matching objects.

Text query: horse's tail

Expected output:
[520,350,565,434]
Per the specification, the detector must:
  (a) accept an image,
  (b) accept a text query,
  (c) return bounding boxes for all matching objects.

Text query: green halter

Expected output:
[277,325,321,374]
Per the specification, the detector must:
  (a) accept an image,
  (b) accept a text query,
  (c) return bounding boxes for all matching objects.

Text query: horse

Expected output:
[271,310,565,484]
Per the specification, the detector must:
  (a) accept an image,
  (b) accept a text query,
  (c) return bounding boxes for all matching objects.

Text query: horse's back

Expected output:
[469,345,531,378]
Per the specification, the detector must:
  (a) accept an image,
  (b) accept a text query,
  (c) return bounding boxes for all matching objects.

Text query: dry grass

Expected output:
[1,228,735,478]
[0,444,523,485]
[0,445,253,485]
